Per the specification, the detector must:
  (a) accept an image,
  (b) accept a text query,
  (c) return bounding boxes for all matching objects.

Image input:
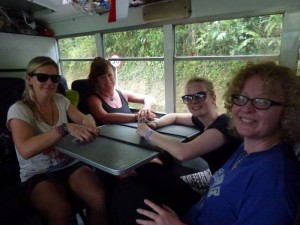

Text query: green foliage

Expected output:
[176,15,282,56]
[58,14,283,112]
[105,28,163,57]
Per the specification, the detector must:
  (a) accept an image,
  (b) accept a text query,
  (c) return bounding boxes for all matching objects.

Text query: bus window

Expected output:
[58,28,165,112]
[174,14,283,113]
[58,35,97,87]
[104,28,164,112]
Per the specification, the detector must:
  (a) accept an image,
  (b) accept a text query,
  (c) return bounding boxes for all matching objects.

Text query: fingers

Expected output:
[136,208,158,221]
[138,109,156,122]
[138,110,147,123]
[136,199,165,225]
[96,127,101,136]
[143,199,162,213]
[161,204,176,214]
[70,124,100,142]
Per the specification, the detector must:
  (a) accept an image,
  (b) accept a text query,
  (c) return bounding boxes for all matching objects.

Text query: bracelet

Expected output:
[144,129,153,141]
[55,123,69,138]
[153,121,159,129]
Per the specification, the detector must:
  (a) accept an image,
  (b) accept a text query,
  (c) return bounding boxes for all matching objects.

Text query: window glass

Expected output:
[58,35,96,87]
[104,28,164,111]
[115,61,165,112]
[60,61,90,88]
[58,35,96,58]
[176,15,282,56]
[104,28,163,57]
[175,59,278,113]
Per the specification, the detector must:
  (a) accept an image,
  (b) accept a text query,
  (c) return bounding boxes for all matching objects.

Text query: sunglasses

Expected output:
[231,94,283,110]
[29,73,61,83]
[181,91,207,104]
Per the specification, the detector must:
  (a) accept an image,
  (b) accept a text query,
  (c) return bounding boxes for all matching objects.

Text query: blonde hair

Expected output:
[185,77,216,97]
[224,61,300,145]
[22,56,58,108]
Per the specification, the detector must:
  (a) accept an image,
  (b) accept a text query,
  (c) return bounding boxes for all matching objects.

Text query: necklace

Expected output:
[231,151,248,170]
[37,100,54,125]
[101,92,115,101]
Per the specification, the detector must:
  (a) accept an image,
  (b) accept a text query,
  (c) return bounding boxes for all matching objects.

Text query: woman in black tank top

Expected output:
[86,57,156,125]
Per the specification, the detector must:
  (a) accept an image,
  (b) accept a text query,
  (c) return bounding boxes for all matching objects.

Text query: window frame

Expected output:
[58,11,300,113]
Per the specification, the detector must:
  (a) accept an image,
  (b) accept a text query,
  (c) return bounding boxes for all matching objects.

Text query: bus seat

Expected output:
[0,77,25,187]
[0,77,41,225]
[71,79,91,114]
[0,77,87,225]
[66,89,79,107]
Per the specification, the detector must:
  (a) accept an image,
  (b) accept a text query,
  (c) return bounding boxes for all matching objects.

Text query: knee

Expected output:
[46,202,72,225]
[85,188,107,212]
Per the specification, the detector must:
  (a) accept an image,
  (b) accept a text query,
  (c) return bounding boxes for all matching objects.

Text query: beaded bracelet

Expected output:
[144,129,153,141]
[55,123,69,138]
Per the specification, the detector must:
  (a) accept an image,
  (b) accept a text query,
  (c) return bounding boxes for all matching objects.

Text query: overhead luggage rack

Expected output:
[67,0,110,15]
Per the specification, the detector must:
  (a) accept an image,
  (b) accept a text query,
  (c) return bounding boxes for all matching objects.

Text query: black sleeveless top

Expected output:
[191,114,242,173]
[92,90,132,125]
[93,89,132,112]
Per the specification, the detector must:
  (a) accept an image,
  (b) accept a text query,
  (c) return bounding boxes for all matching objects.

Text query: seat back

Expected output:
[0,77,25,187]
[66,90,79,107]
[71,79,91,114]
[0,77,66,180]
[0,77,25,130]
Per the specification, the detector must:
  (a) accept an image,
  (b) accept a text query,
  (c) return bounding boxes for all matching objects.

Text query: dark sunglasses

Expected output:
[231,94,283,110]
[181,91,207,104]
[29,73,61,83]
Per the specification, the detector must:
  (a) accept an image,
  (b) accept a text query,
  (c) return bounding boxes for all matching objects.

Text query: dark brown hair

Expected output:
[88,57,116,88]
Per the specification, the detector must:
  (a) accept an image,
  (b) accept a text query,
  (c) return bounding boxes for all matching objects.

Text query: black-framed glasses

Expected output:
[231,94,283,110]
[29,73,61,83]
[181,91,207,104]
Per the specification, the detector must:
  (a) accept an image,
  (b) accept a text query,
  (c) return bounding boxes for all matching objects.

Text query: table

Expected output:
[55,123,200,176]
[120,122,200,141]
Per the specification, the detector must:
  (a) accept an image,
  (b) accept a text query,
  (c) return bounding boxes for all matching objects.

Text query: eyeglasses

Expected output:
[181,91,207,104]
[30,73,61,83]
[231,94,283,110]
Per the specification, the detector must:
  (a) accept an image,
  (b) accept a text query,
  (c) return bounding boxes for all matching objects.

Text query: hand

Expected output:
[147,121,158,129]
[81,114,100,137]
[138,109,156,121]
[67,123,100,142]
[136,199,183,225]
[136,112,152,138]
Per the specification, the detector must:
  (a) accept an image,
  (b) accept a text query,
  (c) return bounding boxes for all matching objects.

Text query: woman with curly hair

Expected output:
[131,61,300,225]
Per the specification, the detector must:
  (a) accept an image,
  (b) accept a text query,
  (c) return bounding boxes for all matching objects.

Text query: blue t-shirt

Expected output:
[185,143,300,225]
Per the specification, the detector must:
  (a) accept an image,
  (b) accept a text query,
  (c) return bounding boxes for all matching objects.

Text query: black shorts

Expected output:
[22,162,86,198]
